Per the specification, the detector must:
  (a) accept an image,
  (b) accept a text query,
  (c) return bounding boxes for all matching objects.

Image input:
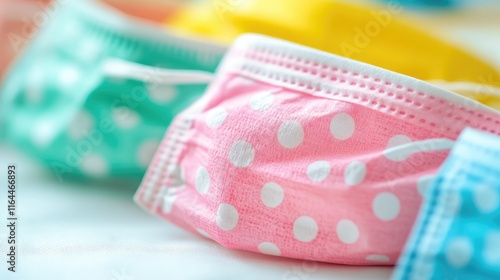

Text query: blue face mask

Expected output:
[393,128,500,280]
[0,0,225,182]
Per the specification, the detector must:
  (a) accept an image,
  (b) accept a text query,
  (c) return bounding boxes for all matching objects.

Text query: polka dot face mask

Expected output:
[393,128,500,279]
[134,34,500,265]
[0,0,224,180]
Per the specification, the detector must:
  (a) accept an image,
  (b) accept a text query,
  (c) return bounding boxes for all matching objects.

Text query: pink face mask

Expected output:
[135,34,500,265]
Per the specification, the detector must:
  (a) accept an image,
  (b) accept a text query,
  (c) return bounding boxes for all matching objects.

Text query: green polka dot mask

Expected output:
[0,0,225,181]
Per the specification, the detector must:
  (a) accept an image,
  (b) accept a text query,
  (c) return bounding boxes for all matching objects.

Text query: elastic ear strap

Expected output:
[383,138,455,160]
[102,58,214,85]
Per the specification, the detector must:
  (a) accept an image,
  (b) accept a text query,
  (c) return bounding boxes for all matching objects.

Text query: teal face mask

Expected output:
[0,0,225,181]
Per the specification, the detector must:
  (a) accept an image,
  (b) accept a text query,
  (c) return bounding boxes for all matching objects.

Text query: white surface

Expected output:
[0,144,392,280]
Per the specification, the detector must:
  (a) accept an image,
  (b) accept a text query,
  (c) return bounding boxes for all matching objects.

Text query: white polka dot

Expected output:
[261,182,284,208]
[365,254,390,263]
[293,216,318,242]
[137,140,160,167]
[206,107,227,128]
[473,185,499,213]
[195,167,211,194]
[258,242,281,256]
[387,135,412,148]
[216,203,239,231]
[228,140,255,168]
[68,110,94,140]
[337,220,359,244]
[484,231,500,265]
[373,192,400,221]
[250,91,274,110]
[148,84,178,104]
[278,121,304,149]
[384,135,412,161]
[58,66,80,89]
[445,238,473,268]
[196,229,212,239]
[112,107,140,129]
[79,40,102,61]
[344,161,366,186]
[306,161,331,182]
[330,113,355,140]
[81,154,108,177]
[32,119,58,147]
[336,219,359,244]
[417,175,435,197]
[161,188,177,214]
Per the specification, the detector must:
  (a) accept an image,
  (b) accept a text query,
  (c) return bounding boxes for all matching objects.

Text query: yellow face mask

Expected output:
[166,0,500,108]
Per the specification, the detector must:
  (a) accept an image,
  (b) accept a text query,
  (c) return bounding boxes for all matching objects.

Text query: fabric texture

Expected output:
[0,144,393,280]
[392,128,500,280]
[135,34,500,265]
[0,0,225,180]
[166,0,500,108]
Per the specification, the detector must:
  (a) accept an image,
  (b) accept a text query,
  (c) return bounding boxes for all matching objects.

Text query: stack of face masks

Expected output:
[1,0,500,275]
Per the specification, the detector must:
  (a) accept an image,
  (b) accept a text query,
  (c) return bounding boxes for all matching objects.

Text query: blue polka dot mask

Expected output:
[393,128,500,279]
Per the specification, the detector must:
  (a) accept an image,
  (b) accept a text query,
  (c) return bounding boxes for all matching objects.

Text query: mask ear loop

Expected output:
[383,138,455,161]
[383,138,454,194]
[102,58,214,85]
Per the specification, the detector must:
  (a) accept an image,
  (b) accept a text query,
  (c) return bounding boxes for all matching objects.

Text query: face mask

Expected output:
[393,128,500,279]
[0,0,225,181]
[134,34,500,265]
[166,0,500,109]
